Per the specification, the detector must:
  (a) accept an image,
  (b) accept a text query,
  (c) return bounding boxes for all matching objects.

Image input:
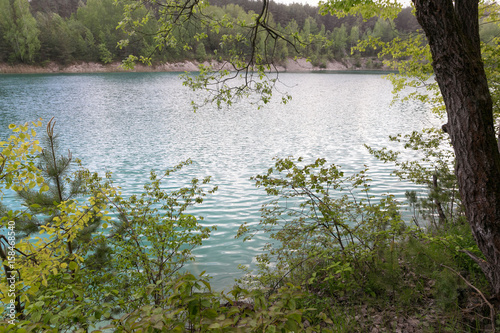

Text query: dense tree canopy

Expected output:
[0,0,420,65]
[0,0,41,63]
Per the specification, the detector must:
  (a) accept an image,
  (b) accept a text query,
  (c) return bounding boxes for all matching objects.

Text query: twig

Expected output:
[441,264,496,333]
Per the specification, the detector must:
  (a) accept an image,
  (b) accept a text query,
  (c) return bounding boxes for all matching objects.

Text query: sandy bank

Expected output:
[0,58,388,74]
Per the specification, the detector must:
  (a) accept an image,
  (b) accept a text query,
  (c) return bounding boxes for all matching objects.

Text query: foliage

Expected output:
[234,156,492,331]
[116,0,412,108]
[237,157,409,295]
[5,119,85,238]
[102,160,218,312]
[0,120,45,313]
[2,172,113,330]
[0,0,40,63]
[98,43,114,64]
[107,273,313,332]
[0,121,112,330]
[351,3,500,270]
[76,0,125,60]
[118,0,300,109]
[0,120,223,330]
[481,3,500,122]
[0,121,44,197]
[0,123,323,331]
[2,117,112,264]
[366,128,461,227]
[318,0,402,20]
[351,3,500,122]
[353,29,444,113]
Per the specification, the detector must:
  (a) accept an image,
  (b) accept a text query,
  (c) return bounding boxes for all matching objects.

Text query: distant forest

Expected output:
[0,0,422,66]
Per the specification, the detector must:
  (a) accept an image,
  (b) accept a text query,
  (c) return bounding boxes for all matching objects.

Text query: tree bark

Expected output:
[413,0,500,299]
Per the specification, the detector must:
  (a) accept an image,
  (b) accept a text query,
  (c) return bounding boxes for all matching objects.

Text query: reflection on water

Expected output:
[0,72,438,289]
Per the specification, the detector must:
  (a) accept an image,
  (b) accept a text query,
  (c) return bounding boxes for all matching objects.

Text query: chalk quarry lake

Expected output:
[0,71,440,289]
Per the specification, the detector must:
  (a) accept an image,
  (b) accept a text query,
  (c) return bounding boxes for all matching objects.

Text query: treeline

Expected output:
[0,0,420,66]
[211,0,420,34]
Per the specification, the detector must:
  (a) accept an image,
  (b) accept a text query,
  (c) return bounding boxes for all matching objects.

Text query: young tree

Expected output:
[6,118,106,258]
[0,120,119,330]
[103,162,216,312]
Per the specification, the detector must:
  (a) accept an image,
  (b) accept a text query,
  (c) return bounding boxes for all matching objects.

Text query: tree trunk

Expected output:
[413,0,500,299]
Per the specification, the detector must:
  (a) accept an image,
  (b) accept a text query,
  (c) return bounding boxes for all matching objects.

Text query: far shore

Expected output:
[0,58,392,74]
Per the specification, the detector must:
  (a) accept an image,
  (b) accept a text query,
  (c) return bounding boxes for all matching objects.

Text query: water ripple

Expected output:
[0,72,439,289]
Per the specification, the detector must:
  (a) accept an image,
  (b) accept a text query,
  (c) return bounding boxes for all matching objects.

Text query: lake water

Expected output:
[0,71,439,289]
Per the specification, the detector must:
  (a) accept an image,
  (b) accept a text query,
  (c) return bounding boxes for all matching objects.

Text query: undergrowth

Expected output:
[2,123,499,332]
[234,156,496,332]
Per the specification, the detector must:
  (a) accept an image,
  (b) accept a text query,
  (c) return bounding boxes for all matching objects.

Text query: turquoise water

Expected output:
[0,72,438,289]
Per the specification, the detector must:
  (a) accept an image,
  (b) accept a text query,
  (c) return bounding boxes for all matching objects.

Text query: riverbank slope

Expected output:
[0,58,389,74]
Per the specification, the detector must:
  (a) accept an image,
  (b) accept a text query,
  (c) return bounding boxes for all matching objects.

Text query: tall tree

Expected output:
[411,0,500,299]
[0,0,40,62]
[76,0,125,62]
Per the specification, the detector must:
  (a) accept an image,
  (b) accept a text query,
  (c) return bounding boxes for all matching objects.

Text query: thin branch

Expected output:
[441,264,496,333]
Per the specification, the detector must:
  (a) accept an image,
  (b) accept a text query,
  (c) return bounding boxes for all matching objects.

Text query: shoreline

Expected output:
[0,58,391,74]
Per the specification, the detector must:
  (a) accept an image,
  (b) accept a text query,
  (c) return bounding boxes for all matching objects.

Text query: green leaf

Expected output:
[266,326,276,333]
[208,322,221,329]
[202,308,218,319]
[285,319,299,331]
